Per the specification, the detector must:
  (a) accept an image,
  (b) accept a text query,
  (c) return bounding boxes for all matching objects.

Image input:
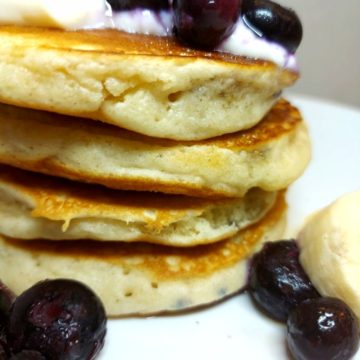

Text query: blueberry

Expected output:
[242,0,302,53]
[8,279,107,360]
[108,0,170,11]
[248,240,319,322]
[9,350,46,360]
[0,281,16,318]
[0,343,6,360]
[173,0,241,49]
[287,297,360,360]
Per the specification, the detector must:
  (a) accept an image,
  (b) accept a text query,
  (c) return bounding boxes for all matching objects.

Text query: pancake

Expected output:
[0,165,276,246]
[0,99,310,198]
[0,191,286,316]
[0,26,297,140]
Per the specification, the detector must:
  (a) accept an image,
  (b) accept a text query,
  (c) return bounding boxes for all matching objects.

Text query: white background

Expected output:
[281,0,360,108]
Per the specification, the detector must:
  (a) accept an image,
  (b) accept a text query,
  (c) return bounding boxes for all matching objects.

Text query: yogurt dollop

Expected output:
[0,0,297,69]
[113,9,297,69]
[0,0,108,29]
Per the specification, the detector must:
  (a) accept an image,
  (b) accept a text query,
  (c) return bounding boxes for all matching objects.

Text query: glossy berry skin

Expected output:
[107,0,169,11]
[287,297,360,360]
[9,350,46,360]
[248,240,319,322]
[8,279,107,360]
[0,281,16,316]
[0,343,7,359]
[173,0,241,49]
[242,0,302,53]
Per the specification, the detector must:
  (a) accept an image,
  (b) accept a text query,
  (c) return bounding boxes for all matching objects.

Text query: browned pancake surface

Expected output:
[0,25,297,71]
[0,99,308,197]
[0,98,300,149]
[6,191,286,281]
[0,164,246,228]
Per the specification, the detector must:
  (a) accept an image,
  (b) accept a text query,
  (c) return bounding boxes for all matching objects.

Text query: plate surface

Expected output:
[99,96,360,360]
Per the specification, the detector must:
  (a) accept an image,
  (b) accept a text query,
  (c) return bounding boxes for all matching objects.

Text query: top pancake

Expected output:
[0,25,297,140]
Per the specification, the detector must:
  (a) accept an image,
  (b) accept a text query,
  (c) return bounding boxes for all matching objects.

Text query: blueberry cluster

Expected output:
[0,279,106,360]
[248,240,359,360]
[107,0,302,52]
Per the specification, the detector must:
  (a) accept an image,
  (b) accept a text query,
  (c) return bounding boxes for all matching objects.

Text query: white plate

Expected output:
[99,96,360,360]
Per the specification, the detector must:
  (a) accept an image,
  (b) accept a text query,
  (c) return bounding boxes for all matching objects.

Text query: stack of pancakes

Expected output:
[0,27,310,316]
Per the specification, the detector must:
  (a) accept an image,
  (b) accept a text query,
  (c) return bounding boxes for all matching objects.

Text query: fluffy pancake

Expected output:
[0,99,310,198]
[0,26,297,140]
[0,191,286,316]
[0,165,276,246]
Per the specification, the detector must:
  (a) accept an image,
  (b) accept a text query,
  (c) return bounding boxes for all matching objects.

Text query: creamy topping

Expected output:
[0,0,108,29]
[110,8,297,69]
[0,0,298,69]
[219,18,297,70]
[112,9,172,36]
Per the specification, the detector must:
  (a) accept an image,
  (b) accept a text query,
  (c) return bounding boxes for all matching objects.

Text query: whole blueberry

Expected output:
[9,350,46,360]
[8,279,106,360]
[242,0,302,52]
[173,0,241,49]
[248,240,319,322]
[287,297,359,360]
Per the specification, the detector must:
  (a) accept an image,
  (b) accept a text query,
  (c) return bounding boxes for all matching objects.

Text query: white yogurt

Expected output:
[112,9,173,36]
[0,0,109,29]
[111,8,297,69]
[218,18,298,70]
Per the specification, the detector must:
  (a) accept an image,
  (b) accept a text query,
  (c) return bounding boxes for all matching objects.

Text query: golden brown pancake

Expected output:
[0,99,310,198]
[0,165,276,246]
[0,191,286,316]
[0,26,297,140]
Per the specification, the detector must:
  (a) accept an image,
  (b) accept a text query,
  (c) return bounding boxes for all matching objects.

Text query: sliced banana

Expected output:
[298,189,360,320]
[0,0,107,29]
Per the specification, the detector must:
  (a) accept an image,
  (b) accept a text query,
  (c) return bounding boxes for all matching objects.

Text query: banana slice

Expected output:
[298,190,360,320]
[0,0,107,29]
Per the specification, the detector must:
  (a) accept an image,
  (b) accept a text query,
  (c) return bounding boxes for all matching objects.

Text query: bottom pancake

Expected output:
[0,192,286,317]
